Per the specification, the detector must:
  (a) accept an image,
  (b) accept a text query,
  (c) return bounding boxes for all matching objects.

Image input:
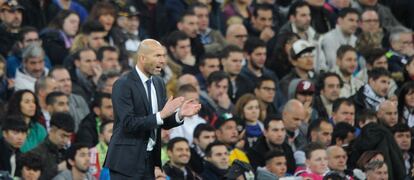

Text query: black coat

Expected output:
[189,146,205,174]
[75,113,99,147]
[162,161,201,180]
[40,29,69,66]
[0,138,21,175]
[0,24,18,57]
[18,0,58,30]
[200,161,227,180]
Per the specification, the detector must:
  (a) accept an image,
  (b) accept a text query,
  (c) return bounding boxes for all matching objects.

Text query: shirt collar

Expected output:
[135,65,150,83]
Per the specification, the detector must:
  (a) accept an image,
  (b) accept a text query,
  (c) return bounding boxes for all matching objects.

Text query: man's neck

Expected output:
[340,70,351,83]
[294,67,309,80]
[71,168,86,180]
[340,28,352,37]
[248,62,262,77]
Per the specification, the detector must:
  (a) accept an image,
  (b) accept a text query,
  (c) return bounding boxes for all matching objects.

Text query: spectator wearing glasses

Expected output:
[225,23,248,49]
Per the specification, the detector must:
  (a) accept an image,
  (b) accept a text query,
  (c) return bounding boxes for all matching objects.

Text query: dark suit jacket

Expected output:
[103,69,182,176]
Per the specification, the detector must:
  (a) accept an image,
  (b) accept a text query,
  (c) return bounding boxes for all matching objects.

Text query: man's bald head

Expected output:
[378,100,397,111]
[137,39,163,56]
[283,99,304,113]
[177,74,200,92]
[136,39,166,77]
[327,145,347,171]
[377,100,398,127]
[282,100,306,131]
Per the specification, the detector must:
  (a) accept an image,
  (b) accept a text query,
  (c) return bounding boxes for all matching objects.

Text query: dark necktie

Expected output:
[146,79,156,141]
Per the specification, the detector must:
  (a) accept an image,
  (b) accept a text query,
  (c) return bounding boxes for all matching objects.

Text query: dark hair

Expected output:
[97,46,118,61]
[178,10,196,23]
[18,152,43,171]
[357,110,377,126]
[268,32,300,78]
[336,45,356,60]
[81,20,106,35]
[356,151,383,170]
[48,65,69,78]
[316,72,343,95]
[307,119,331,141]
[221,45,243,59]
[304,142,325,159]
[255,75,275,89]
[332,98,354,113]
[167,137,189,151]
[368,68,391,81]
[244,37,266,55]
[8,90,42,123]
[207,71,229,87]
[2,115,28,132]
[337,7,359,19]
[391,123,411,135]
[165,31,189,48]
[74,47,95,61]
[188,2,209,12]
[50,112,75,132]
[48,10,79,30]
[331,122,355,145]
[253,4,273,18]
[198,53,220,67]
[177,84,198,97]
[263,114,283,130]
[88,2,116,22]
[403,57,414,84]
[65,143,90,170]
[45,91,67,105]
[96,70,120,92]
[362,48,387,66]
[91,93,112,109]
[288,1,310,17]
[99,120,114,134]
[264,150,286,165]
[193,123,215,139]
[18,26,38,42]
[205,141,227,157]
[397,81,414,122]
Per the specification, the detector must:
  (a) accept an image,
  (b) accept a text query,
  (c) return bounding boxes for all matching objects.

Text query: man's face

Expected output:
[87,32,107,50]
[226,25,248,48]
[360,10,380,33]
[332,104,355,126]
[369,76,390,97]
[391,33,414,56]
[283,108,305,131]
[266,156,287,177]
[178,15,199,38]
[44,78,59,95]
[0,8,22,29]
[358,0,378,6]
[168,141,191,166]
[291,52,314,71]
[141,45,167,76]
[321,76,341,102]
[50,128,72,149]
[75,50,98,77]
[327,147,348,172]
[194,131,216,150]
[264,120,286,145]
[254,80,276,104]
[248,47,266,70]
[291,6,311,31]
[24,56,45,79]
[95,98,114,121]
[206,145,229,170]
[47,95,70,114]
[252,9,273,31]
[101,76,119,94]
[366,164,388,180]
[21,166,41,180]
[101,50,120,72]
[207,79,229,102]
[216,121,239,144]
[194,7,209,32]
[337,51,357,76]
[338,13,359,35]
[306,149,328,175]
[378,104,398,127]
[21,31,41,48]
[222,52,243,76]
[51,69,72,95]
[371,56,388,70]
[312,121,333,147]
[394,131,411,151]
[3,130,27,149]
[70,147,90,173]
[199,58,220,79]
[126,16,140,33]
[101,122,113,145]
[170,39,192,60]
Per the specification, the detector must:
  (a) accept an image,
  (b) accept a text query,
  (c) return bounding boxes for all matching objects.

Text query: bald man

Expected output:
[327,146,348,173]
[377,100,399,128]
[177,74,200,93]
[282,99,308,151]
[104,39,201,179]
[225,23,248,49]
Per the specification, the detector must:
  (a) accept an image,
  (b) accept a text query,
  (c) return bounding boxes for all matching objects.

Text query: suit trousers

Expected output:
[109,151,155,180]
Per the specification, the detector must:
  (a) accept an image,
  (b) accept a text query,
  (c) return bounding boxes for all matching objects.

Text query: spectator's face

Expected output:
[391,33,413,56]
[254,80,276,103]
[394,131,411,151]
[330,0,350,9]
[332,104,355,126]
[50,128,72,149]
[252,9,273,31]
[296,93,313,105]
[327,147,348,171]
[0,8,22,29]
[360,11,380,33]
[291,6,311,31]
[99,14,115,31]
[75,50,98,77]
[222,52,244,76]
[178,15,199,38]
[2,130,27,149]
[21,32,41,48]
[194,7,209,32]
[101,50,120,72]
[338,13,359,35]
[337,50,357,76]
[101,76,119,94]
[87,32,107,50]
[264,120,286,145]
[321,76,341,102]
[243,99,260,123]
[194,131,216,150]
[199,58,220,79]
[368,76,390,97]
[20,92,36,118]
[378,103,398,127]
[207,79,229,102]
[283,107,305,131]
[21,166,41,180]
[63,13,80,37]
[405,59,414,77]
[206,145,229,170]
[168,141,191,166]
[366,164,388,180]
[94,97,114,121]
[127,16,140,33]
[291,52,314,72]
[266,156,287,177]
[226,25,248,49]
[306,149,328,175]
[216,121,239,144]
[47,95,70,114]
[248,47,266,70]
[405,90,414,108]
[69,147,90,173]
[51,69,72,95]
[117,16,128,30]
[370,56,388,70]
[359,0,378,6]
[24,56,45,79]
[170,39,192,60]
[101,122,113,145]
[312,121,333,146]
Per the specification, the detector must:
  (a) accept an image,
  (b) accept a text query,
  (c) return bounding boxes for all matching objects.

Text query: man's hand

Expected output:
[260,27,275,42]
[217,93,231,109]
[179,99,201,119]
[154,166,166,180]
[160,96,184,119]
[92,64,103,84]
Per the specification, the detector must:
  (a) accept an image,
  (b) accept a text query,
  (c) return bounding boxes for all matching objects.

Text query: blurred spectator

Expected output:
[398,55,414,87]
[52,143,94,180]
[225,23,248,49]
[0,0,23,57]
[130,0,168,40]
[357,110,378,128]
[266,33,299,79]
[391,123,413,176]
[331,98,356,126]
[377,100,399,128]
[44,92,70,130]
[70,20,107,54]
[222,0,252,25]
[34,76,58,116]
[165,31,196,75]
[364,160,388,180]
[331,122,356,150]
[188,123,216,174]
[313,72,342,120]
[256,150,288,179]
[96,46,121,73]
[282,99,308,152]
[387,26,414,81]
[49,0,87,23]
[244,4,275,42]
[355,9,384,52]
[356,48,387,82]
[201,141,229,180]
[89,121,113,179]
[297,142,329,179]
[254,76,277,118]
[96,70,120,95]
[224,160,255,179]
[326,146,353,178]
[287,79,318,123]
[324,0,351,23]
[305,0,334,34]
[196,53,220,91]
[176,11,205,60]
[19,0,55,30]
[397,82,414,127]
[15,152,42,180]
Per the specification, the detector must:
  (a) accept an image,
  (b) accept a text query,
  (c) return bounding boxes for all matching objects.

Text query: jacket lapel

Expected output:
[129,70,151,114]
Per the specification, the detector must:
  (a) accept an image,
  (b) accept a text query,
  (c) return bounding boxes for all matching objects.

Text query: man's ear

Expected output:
[74,59,80,68]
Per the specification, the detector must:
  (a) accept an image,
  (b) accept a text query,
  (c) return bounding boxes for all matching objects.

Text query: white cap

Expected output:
[291,39,315,59]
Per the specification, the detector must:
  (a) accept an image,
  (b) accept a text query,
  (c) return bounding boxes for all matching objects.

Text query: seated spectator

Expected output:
[305,0,334,34]
[254,76,277,117]
[266,33,299,79]
[15,152,42,180]
[386,26,414,80]
[222,0,252,25]
[163,137,200,179]
[256,150,288,179]
[165,31,196,75]
[356,150,385,170]
[30,112,75,179]
[287,79,318,123]
[44,91,70,130]
[331,122,356,149]
[95,70,120,94]
[355,9,384,52]
[34,76,59,126]
[331,98,356,127]
[188,124,216,174]
[398,56,414,87]
[0,0,23,57]
[326,146,354,178]
[225,23,248,49]
[201,141,230,180]
[324,0,351,22]
[70,20,107,54]
[0,116,28,177]
[364,160,389,180]
[224,160,255,179]
[244,4,275,42]
[357,110,378,128]
[176,11,205,60]
[377,100,399,128]
[313,72,342,120]
[49,0,87,23]
[195,54,220,91]
[391,123,413,176]
[397,82,414,127]
[282,100,308,151]
[96,46,121,73]
[52,143,94,180]
[296,142,329,179]
[89,121,113,179]
[0,56,13,101]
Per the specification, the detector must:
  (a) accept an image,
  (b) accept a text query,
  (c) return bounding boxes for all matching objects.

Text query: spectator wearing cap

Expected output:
[318,8,359,71]
[188,123,216,174]
[332,45,364,98]
[278,39,316,106]
[201,141,230,180]
[117,6,148,54]
[287,79,318,123]
[0,0,24,57]
[29,112,75,179]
